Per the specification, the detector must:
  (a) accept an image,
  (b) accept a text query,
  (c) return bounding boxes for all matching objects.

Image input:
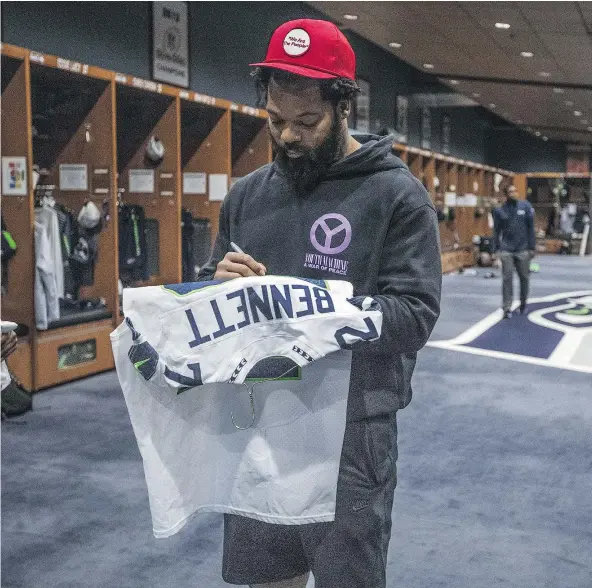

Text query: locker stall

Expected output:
[231,106,271,180]
[28,53,118,389]
[393,142,408,164]
[435,156,448,202]
[1,44,35,390]
[457,163,469,196]
[478,168,486,198]
[116,78,181,290]
[484,170,494,201]
[447,161,459,194]
[407,149,423,188]
[455,207,477,247]
[521,173,591,255]
[422,152,436,201]
[180,93,231,279]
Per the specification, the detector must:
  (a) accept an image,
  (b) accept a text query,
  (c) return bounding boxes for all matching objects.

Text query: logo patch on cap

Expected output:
[283,28,311,57]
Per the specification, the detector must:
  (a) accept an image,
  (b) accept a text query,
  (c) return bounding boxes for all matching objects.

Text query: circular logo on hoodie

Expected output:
[283,29,311,57]
[310,214,352,255]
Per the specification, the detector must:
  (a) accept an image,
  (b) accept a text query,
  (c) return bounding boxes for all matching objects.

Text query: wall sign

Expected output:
[129,169,155,193]
[153,1,189,87]
[209,174,228,202]
[59,163,88,191]
[1,157,27,196]
[183,172,207,194]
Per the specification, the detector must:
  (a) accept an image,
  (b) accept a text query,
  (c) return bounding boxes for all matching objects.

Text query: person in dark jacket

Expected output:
[198,19,441,588]
[493,185,536,318]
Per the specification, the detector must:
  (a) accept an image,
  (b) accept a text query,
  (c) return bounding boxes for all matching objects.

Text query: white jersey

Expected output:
[111,276,382,538]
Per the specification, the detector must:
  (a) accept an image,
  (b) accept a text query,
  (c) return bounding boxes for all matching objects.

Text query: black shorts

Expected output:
[222,412,398,587]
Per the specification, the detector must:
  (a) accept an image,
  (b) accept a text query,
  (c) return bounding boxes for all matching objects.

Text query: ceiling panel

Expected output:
[307,1,592,145]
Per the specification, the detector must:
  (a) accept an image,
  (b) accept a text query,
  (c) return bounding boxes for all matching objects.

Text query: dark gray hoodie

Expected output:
[198,134,442,421]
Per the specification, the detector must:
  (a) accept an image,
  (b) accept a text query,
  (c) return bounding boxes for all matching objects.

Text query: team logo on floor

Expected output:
[428,291,592,373]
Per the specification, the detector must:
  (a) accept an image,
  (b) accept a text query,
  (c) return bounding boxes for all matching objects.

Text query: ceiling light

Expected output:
[495,22,511,29]
[343,14,358,20]
[574,111,582,116]
[553,88,564,94]
[588,127,592,132]
[539,72,551,77]
[450,80,460,85]
[489,103,496,108]
[472,93,481,98]
[543,136,548,141]
[565,100,574,106]
[389,42,402,49]
[423,63,434,69]
[521,52,534,58]
[535,131,541,136]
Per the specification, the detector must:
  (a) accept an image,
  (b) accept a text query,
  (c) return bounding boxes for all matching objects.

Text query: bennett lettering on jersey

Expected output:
[184,283,336,349]
[120,276,382,390]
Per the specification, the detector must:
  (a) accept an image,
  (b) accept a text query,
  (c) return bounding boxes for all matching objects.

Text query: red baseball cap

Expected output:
[250,19,356,80]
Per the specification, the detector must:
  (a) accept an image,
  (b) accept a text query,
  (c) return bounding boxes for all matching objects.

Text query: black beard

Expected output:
[272,115,344,195]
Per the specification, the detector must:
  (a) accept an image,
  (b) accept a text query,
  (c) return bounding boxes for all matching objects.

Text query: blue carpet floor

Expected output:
[2,255,591,588]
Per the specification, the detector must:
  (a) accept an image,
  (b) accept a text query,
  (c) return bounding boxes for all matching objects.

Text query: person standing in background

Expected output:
[493,185,536,318]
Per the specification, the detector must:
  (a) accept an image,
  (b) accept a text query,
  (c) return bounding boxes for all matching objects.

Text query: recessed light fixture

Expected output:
[343,14,358,20]
[588,126,592,131]
[472,93,481,98]
[495,22,511,29]
[535,131,541,136]
[543,136,548,141]
[489,103,496,108]
[389,42,402,49]
[574,111,582,116]
[423,63,434,69]
[565,100,574,106]
[539,72,551,77]
[450,80,460,85]
[553,88,564,94]
[521,52,534,58]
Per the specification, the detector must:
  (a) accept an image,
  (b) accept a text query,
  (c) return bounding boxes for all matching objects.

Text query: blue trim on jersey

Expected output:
[299,278,328,289]
[128,341,159,381]
[162,281,226,297]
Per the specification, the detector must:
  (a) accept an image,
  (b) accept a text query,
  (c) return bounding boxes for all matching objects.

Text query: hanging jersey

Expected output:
[118,204,148,280]
[111,276,383,537]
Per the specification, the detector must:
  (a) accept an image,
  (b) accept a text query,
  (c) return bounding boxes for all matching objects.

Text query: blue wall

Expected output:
[1,1,569,171]
[488,128,567,173]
